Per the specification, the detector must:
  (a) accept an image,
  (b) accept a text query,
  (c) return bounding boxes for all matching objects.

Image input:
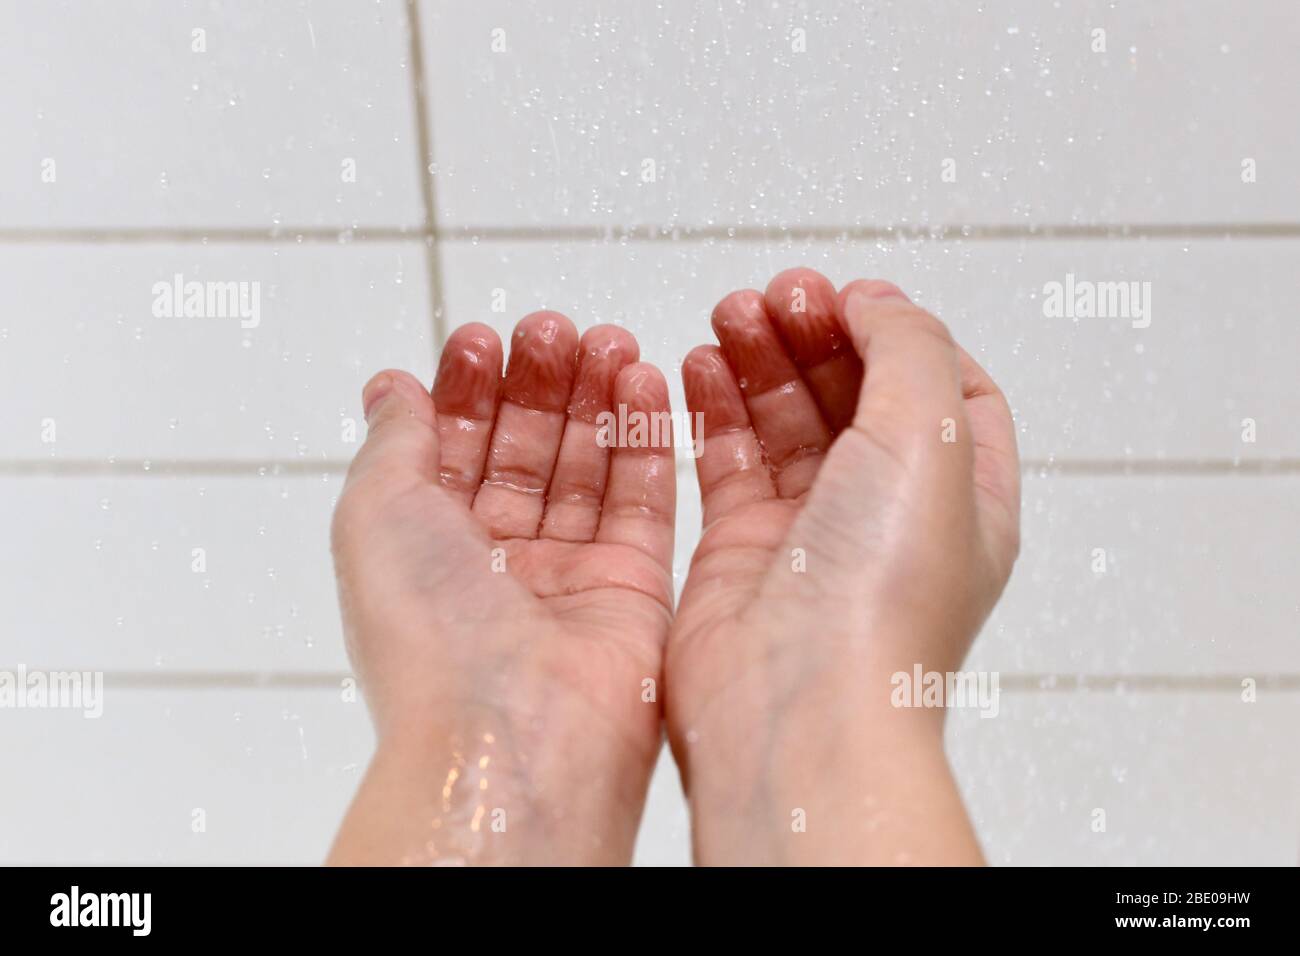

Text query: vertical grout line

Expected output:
[404,0,448,347]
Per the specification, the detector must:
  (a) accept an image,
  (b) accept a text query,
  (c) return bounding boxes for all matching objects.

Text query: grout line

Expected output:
[995,674,1300,692]
[0,460,351,477]
[1016,459,1300,476]
[0,227,424,244]
[403,0,448,347]
[4,222,1300,246]
[23,670,1300,692]
[435,223,1300,242]
[3,458,1300,478]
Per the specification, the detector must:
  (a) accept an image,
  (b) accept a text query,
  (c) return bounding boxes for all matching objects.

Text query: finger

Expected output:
[343,369,440,490]
[711,290,831,498]
[681,344,776,525]
[432,323,503,506]
[540,325,640,542]
[472,312,580,539]
[763,267,863,433]
[596,362,676,573]
[835,280,967,453]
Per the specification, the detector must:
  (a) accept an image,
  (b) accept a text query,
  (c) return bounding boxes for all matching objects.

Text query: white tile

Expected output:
[974,474,1300,677]
[8,472,1296,678]
[0,476,348,673]
[633,744,691,866]
[0,242,434,461]
[0,0,423,228]
[439,237,1300,461]
[948,691,1300,865]
[0,686,372,863]
[422,0,1299,228]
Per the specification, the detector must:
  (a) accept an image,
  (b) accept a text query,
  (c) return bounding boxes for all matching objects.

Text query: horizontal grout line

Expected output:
[0,227,428,244]
[0,861,318,867]
[439,223,1300,242]
[0,460,349,477]
[104,672,353,689]
[1020,458,1300,476]
[14,671,1297,693]
[996,674,1300,692]
[2,458,1300,478]
[3,223,1300,245]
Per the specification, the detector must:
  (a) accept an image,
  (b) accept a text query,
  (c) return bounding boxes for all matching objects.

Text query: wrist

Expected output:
[678,662,976,865]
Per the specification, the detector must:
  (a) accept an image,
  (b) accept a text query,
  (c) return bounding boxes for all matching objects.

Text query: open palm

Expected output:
[330,314,674,863]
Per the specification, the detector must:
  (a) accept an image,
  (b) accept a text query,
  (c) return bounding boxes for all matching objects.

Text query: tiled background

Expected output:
[1,0,1296,864]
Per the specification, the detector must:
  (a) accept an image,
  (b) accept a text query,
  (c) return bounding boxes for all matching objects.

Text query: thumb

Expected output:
[835,280,966,431]
[346,369,440,487]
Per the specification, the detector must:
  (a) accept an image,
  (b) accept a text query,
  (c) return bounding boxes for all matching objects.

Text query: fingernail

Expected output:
[362,373,394,422]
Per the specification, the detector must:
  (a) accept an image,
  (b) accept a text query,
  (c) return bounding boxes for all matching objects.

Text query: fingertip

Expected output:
[764,267,835,312]
[363,368,428,422]
[361,371,394,421]
[681,344,748,436]
[681,343,724,380]
[615,360,670,411]
[434,324,503,419]
[503,310,581,411]
[764,267,844,366]
[710,286,801,398]
[710,289,766,338]
[515,309,579,349]
[443,322,504,363]
[568,324,640,422]
[838,279,911,314]
[580,323,640,364]
[837,279,940,353]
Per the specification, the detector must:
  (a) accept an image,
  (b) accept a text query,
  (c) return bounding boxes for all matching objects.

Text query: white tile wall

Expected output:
[2,0,1295,865]
[0,687,373,864]
[0,244,433,461]
[1,476,346,673]
[421,0,1300,227]
[0,0,422,229]
[949,692,1300,866]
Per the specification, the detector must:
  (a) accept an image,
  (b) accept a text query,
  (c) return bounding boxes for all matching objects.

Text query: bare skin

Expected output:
[327,314,675,865]
[667,268,1020,865]
[328,269,1020,866]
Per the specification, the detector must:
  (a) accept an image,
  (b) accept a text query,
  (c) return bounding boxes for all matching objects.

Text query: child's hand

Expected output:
[668,268,1020,864]
[328,316,675,865]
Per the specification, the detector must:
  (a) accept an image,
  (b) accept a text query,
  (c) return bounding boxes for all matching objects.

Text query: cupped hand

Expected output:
[667,267,1020,864]
[329,314,675,865]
